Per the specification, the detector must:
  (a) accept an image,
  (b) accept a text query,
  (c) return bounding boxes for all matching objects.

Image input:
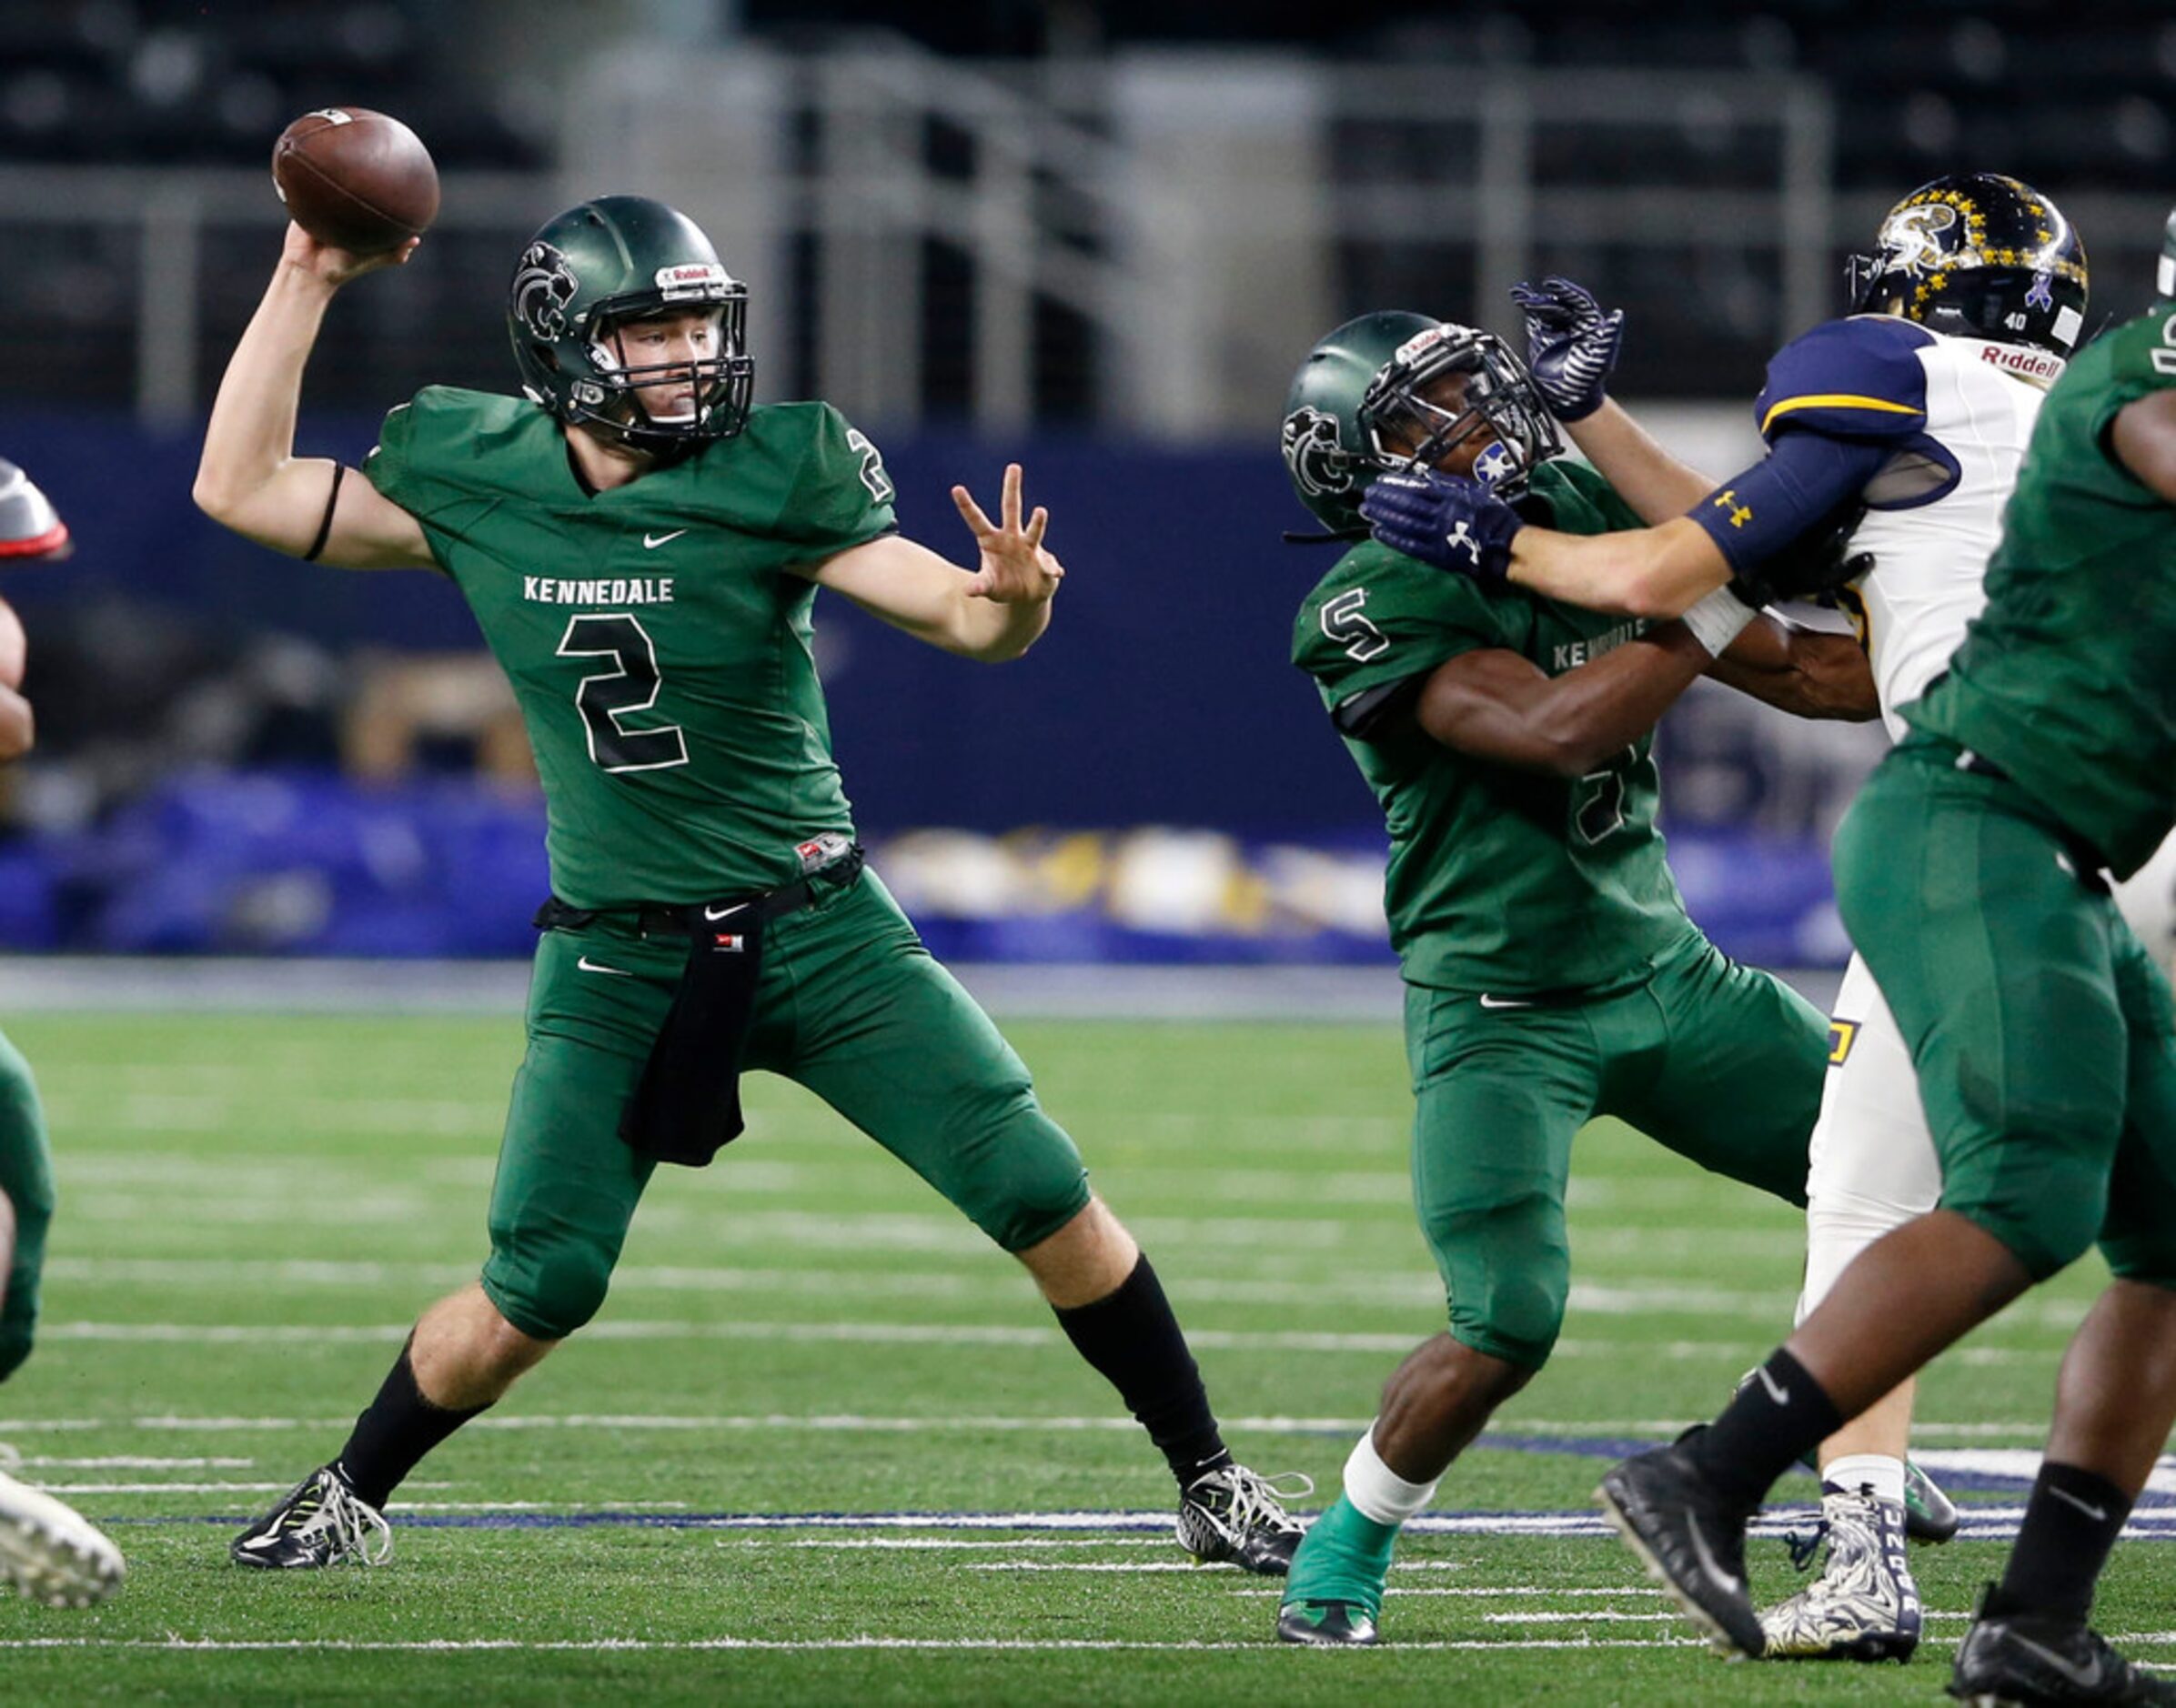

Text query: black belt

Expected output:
[1953,749,2110,892]
[532,843,866,939]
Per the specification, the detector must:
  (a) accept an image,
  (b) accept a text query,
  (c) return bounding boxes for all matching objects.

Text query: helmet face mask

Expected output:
[1281,312,1560,530]
[1358,323,1561,497]
[509,197,757,456]
[1846,173,2088,357]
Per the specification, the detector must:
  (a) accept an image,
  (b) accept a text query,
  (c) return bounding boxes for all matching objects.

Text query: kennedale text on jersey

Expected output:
[1553,618,1649,673]
[523,576,676,605]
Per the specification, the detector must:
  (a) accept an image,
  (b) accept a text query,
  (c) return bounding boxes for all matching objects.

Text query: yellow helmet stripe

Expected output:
[1761,393,1922,436]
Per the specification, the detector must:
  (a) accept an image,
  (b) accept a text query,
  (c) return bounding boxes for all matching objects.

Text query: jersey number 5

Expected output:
[558,613,690,774]
[1320,588,1390,663]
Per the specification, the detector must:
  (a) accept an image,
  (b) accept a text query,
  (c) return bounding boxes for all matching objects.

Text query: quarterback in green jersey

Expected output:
[1597,241,2176,1704]
[193,196,1302,1578]
[1273,312,1877,1646]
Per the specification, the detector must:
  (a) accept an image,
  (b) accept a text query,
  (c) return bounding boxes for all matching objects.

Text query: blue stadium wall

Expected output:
[0,416,1842,964]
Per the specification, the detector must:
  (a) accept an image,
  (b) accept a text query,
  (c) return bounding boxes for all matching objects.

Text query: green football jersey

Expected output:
[367,387,897,907]
[1907,305,2176,878]
[1292,460,1699,994]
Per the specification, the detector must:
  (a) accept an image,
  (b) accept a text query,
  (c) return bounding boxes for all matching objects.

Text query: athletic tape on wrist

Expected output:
[1682,584,1758,658]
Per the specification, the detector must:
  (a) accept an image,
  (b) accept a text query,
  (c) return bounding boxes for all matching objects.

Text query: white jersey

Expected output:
[1755,314,2062,740]
[1844,329,2058,740]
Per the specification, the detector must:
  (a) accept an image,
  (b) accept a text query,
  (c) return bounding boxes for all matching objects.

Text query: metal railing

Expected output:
[1,45,2165,434]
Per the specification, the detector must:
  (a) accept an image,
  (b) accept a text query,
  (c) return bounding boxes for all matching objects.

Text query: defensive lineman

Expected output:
[1591,217,2176,1705]
[1274,310,1876,1645]
[194,197,1301,1575]
[1367,173,2083,1662]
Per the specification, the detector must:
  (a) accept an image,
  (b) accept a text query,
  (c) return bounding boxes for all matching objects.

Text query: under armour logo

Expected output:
[1445,519,1481,564]
[1713,488,1752,529]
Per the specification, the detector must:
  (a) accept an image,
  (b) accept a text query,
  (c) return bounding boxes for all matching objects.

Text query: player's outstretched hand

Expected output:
[280,219,420,290]
[953,463,1064,604]
[1361,469,1524,584]
[1510,276,1623,423]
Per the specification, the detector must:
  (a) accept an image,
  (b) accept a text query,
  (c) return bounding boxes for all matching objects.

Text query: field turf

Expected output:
[0,1009,2160,1705]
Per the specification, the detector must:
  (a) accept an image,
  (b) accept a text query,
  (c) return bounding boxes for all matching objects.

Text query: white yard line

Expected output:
[0,1409,2090,1444]
[0,1635,1708,1653]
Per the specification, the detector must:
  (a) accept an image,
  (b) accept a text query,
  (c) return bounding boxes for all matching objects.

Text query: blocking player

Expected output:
[1273,311,1879,1646]
[193,197,1303,1575]
[1370,174,2084,1663]
[0,460,126,1607]
[1585,217,2176,1705]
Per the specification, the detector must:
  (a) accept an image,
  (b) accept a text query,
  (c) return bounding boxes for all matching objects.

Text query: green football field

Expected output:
[0,1008,2162,1705]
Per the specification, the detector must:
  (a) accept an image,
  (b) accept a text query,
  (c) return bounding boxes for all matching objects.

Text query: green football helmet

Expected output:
[508,195,755,455]
[1280,310,1562,528]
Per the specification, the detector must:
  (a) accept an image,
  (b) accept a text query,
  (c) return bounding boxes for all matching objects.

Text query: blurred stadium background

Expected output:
[5,0,2176,989]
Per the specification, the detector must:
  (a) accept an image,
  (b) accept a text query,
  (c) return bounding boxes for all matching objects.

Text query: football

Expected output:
[271,107,439,255]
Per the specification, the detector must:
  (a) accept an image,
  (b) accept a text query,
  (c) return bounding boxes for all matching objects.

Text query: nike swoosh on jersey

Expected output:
[643,529,690,548]
[1477,994,1535,1010]
[577,956,633,977]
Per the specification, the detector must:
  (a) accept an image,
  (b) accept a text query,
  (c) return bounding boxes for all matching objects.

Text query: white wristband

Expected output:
[1681,585,1758,658]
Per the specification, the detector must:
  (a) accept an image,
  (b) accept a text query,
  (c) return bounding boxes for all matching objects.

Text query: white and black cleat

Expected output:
[1176,1463,1310,1577]
[1597,1432,1764,1660]
[1762,1482,1921,1662]
[0,1468,124,1607]
[231,1465,392,1570]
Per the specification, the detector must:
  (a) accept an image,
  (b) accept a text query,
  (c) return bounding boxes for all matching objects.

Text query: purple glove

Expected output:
[1360,470,1524,584]
[1509,276,1623,422]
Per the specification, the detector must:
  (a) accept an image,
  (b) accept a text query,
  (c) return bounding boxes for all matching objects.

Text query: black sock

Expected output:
[333,1340,491,1509]
[1687,1348,1844,1511]
[1053,1255,1231,1487]
[1993,1462,2131,1625]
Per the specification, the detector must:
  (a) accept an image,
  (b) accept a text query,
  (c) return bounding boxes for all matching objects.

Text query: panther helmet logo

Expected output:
[513,242,579,340]
[1283,406,1355,498]
[1877,202,1961,278]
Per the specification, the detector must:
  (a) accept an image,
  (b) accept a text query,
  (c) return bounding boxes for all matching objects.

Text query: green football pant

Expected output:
[480,869,1092,1341]
[0,1027,53,1380]
[1405,933,1824,1370]
[1834,738,2176,1285]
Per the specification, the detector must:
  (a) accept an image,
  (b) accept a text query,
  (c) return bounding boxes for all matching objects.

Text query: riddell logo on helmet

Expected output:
[1392,327,1453,365]
[656,263,732,300]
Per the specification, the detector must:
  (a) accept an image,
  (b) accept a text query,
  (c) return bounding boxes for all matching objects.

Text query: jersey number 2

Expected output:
[558,613,689,774]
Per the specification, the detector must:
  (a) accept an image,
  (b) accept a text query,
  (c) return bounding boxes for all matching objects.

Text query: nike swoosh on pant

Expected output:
[577,957,633,977]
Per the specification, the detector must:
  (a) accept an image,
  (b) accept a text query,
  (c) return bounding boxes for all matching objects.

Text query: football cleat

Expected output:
[1276,1599,1379,1647]
[1949,1584,2176,1705]
[231,1465,391,1570]
[0,1468,124,1607]
[1906,1456,1961,1544]
[1597,1432,1764,1659]
[1761,1482,1921,1662]
[1176,1463,1309,1576]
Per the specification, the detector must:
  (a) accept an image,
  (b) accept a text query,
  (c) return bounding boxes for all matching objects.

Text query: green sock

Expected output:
[1281,1493,1399,1617]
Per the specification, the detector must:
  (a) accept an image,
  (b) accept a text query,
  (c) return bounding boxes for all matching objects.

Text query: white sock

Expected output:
[1824,1452,1907,1508]
[1343,1426,1439,1527]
